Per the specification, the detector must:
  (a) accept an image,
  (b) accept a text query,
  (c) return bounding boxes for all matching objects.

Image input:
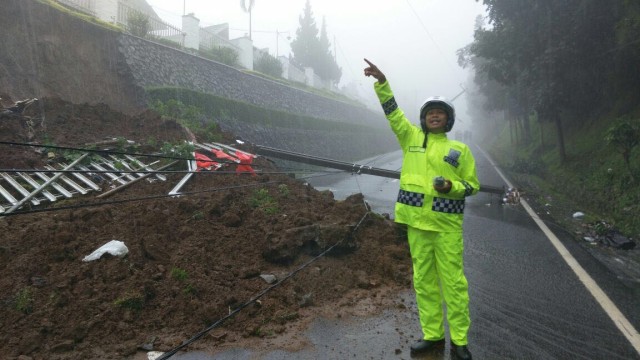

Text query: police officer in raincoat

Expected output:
[364,59,478,360]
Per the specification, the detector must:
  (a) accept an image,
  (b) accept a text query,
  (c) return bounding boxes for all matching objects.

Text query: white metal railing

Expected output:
[199,27,241,52]
[117,2,184,43]
[0,153,170,214]
[55,0,96,16]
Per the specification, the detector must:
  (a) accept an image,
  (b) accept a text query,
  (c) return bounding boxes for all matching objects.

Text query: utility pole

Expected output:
[275,30,290,57]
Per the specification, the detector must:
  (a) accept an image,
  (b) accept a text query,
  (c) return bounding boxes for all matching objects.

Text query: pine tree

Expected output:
[290,0,341,83]
[317,17,342,83]
[290,0,320,69]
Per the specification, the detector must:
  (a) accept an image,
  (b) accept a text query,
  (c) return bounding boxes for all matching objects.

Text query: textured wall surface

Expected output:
[118,35,387,128]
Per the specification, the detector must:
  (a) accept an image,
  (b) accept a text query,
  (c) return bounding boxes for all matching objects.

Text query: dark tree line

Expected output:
[459,0,640,162]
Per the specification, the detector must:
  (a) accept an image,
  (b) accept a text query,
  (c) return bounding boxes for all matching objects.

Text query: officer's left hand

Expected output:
[434,179,452,193]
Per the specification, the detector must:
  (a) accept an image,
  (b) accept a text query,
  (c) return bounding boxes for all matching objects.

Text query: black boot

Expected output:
[410,339,444,355]
[452,344,472,360]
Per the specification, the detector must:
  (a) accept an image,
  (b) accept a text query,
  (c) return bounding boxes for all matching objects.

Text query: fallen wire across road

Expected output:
[254,144,505,195]
[156,211,372,360]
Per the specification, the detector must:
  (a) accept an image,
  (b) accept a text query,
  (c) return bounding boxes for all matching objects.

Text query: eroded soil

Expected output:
[0,97,412,359]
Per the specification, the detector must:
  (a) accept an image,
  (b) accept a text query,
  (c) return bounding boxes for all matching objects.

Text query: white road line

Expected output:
[477,146,640,355]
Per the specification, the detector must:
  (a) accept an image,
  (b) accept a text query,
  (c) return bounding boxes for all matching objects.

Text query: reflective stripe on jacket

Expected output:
[374,80,479,232]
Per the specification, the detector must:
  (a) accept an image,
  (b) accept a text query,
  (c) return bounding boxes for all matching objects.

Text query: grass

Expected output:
[277,184,290,197]
[250,188,279,214]
[114,291,144,311]
[170,267,188,281]
[37,0,122,32]
[15,287,34,314]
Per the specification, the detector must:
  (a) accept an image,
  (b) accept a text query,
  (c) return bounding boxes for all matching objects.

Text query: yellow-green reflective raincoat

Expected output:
[374,79,479,346]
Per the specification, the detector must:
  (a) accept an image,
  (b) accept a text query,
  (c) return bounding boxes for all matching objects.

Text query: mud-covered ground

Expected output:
[0,97,413,359]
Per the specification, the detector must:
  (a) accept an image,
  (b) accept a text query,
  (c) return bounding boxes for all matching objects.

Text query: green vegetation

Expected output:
[250,188,279,214]
[15,287,34,314]
[38,0,122,32]
[486,115,640,236]
[190,210,205,221]
[605,118,639,180]
[126,10,150,38]
[150,98,223,143]
[183,283,197,296]
[149,35,183,49]
[461,1,640,162]
[254,52,283,79]
[170,267,188,281]
[461,0,640,237]
[200,46,240,67]
[114,292,145,311]
[159,141,196,159]
[170,267,197,295]
[277,184,290,197]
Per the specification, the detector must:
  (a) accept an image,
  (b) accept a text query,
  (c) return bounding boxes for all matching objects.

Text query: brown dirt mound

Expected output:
[0,97,411,359]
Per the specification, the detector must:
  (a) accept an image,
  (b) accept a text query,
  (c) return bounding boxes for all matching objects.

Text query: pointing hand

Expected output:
[364,58,387,84]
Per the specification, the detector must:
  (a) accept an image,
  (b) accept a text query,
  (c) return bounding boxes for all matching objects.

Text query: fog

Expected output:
[146,0,487,132]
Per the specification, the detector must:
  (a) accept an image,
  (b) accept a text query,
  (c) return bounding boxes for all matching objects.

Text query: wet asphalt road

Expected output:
[159,146,640,360]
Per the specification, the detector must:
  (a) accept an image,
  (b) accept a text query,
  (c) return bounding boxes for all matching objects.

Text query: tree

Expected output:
[605,119,640,179]
[290,1,319,69]
[290,0,341,83]
[240,0,255,40]
[254,52,283,78]
[463,0,622,163]
[127,10,150,38]
[316,17,342,83]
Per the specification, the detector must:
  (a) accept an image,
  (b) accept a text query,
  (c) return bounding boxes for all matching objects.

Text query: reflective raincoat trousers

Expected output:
[373,80,479,346]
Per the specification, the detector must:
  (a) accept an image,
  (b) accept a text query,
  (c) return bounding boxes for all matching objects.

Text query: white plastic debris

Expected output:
[147,351,164,360]
[82,240,129,262]
[260,274,277,284]
[572,212,585,219]
[583,236,596,243]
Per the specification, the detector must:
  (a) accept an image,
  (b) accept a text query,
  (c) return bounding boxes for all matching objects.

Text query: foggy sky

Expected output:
[146,0,487,130]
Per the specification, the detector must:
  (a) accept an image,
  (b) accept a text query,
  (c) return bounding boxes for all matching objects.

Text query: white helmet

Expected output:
[419,96,455,133]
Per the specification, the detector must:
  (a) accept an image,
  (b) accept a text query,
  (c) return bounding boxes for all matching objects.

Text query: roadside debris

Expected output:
[501,187,521,205]
[583,221,636,250]
[0,97,38,117]
[82,240,129,261]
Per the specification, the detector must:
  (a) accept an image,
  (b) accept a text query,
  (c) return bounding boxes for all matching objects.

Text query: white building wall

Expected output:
[304,67,315,87]
[182,14,200,50]
[230,37,253,70]
[278,56,290,80]
[279,56,306,83]
[92,0,118,23]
